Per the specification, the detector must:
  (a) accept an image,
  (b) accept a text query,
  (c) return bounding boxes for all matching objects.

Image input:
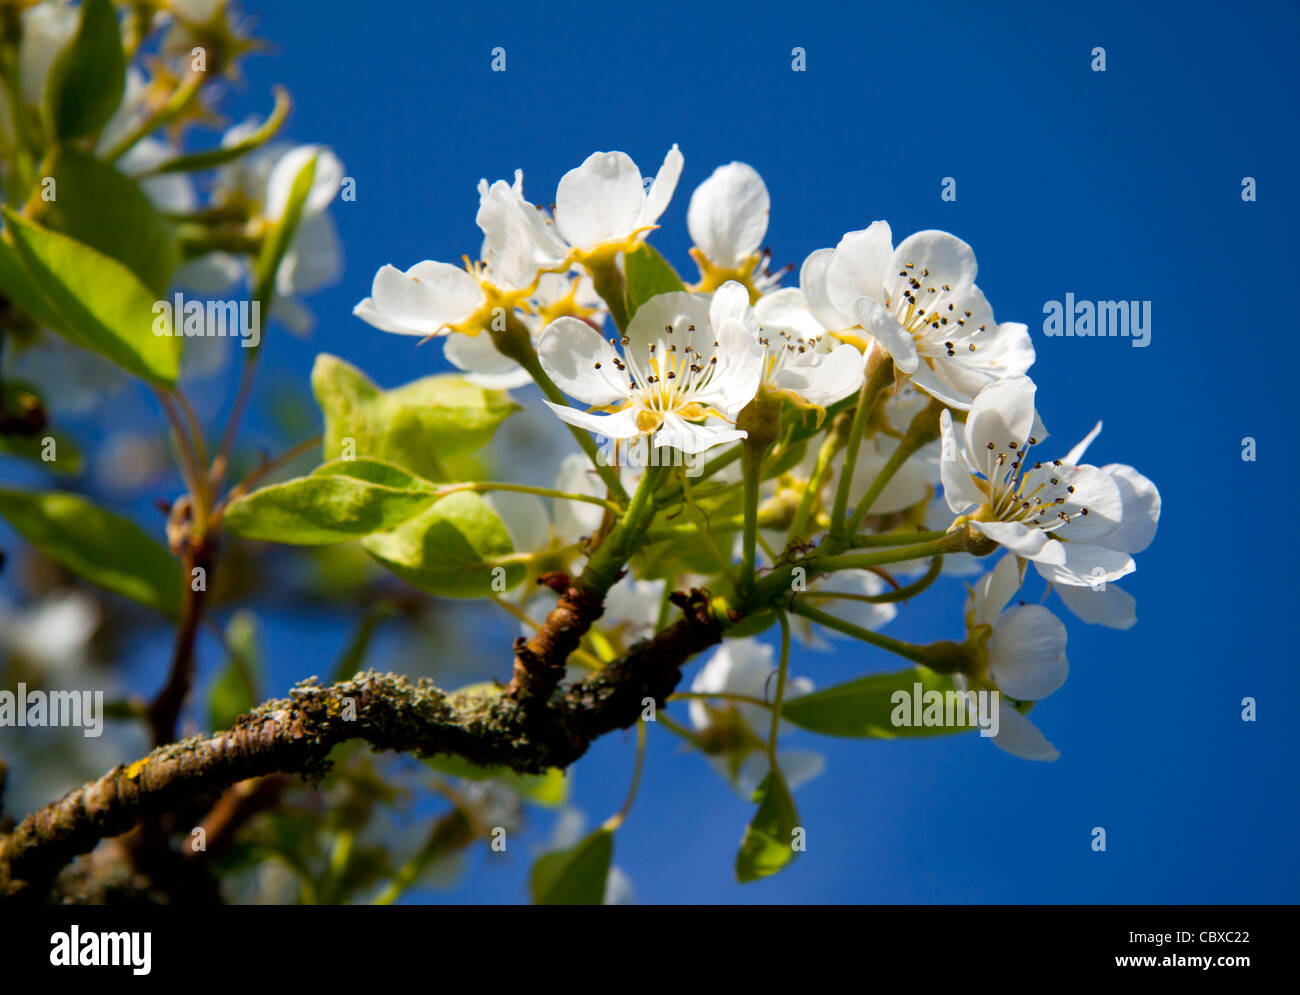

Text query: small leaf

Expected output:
[43,0,126,140]
[222,466,439,545]
[781,667,963,738]
[530,828,613,905]
[361,491,523,597]
[43,148,178,294]
[312,354,518,482]
[624,243,686,318]
[0,488,181,617]
[425,755,569,808]
[208,611,262,731]
[736,769,800,883]
[2,209,181,387]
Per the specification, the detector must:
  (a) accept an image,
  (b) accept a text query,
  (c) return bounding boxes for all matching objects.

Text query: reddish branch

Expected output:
[0,588,722,902]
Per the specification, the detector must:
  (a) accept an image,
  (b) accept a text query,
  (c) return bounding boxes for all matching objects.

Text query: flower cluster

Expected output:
[357,145,1160,774]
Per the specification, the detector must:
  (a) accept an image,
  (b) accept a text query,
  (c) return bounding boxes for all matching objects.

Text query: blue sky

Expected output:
[5,0,1299,903]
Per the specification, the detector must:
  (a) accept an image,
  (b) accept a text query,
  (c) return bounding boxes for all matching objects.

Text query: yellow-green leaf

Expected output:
[43,148,178,295]
[2,209,180,387]
[530,828,613,905]
[223,462,439,545]
[361,491,523,597]
[781,667,964,738]
[311,354,518,482]
[736,769,800,883]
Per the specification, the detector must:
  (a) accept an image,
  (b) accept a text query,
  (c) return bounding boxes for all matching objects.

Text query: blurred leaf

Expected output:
[530,827,613,905]
[425,755,569,808]
[781,667,963,738]
[43,148,178,294]
[2,209,181,387]
[42,0,126,140]
[0,236,65,331]
[624,243,686,318]
[361,491,523,597]
[0,430,82,474]
[0,488,180,617]
[141,87,291,176]
[736,769,799,883]
[0,382,83,474]
[223,461,439,545]
[208,611,262,731]
[312,354,518,482]
[252,151,315,320]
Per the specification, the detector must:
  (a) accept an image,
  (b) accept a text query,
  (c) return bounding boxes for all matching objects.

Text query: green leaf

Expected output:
[42,148,178,294]
[42,0,126,140]
[624,243,686,318]
[222,462,440,545]
[140,87,291,177]
[736,769,800,883]
[361,491,523,597]
[781,667,964,738]
[2,209,181,387]
[208,611,262,731]
[0,235,65,331]
[0,488,181,617]
[310,456,437,490]
[311,354,518,482]
[425,755,569,808]
[530,828,613,905]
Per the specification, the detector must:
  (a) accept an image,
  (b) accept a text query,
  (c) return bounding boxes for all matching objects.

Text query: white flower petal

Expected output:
[887,230,977,301]
[753,287,827,340]
[972,520,1066,564]
[355,260,483,336]
[637,144,684,229]
[1033,542,1135,588]
[990,702,1059,762]
[1055,582,1137,630]
[1099,463,1160,554]
[687,161,769,268]
[964,375,1037,458]
[537,317,631,407]
[444,332,530,389]
[555,151,646,249]
[826,222,893,317]
[655,412,746,454]
[771,343,865,406]
[940,409,986,512]
[542,401,641,441]
[799,248,852,331]
[552,453,606,542]
[484,491,550,554]
[972,553,1023,625]
[1064,420,1102,466]
[777,750,827,791]
[852,296,918,373]
[989,604,1068,700]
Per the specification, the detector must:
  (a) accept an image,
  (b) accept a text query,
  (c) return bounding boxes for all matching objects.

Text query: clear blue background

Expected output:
[7,0,1299,903]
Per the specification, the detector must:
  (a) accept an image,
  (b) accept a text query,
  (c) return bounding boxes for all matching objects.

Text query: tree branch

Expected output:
[0,589,722,902]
